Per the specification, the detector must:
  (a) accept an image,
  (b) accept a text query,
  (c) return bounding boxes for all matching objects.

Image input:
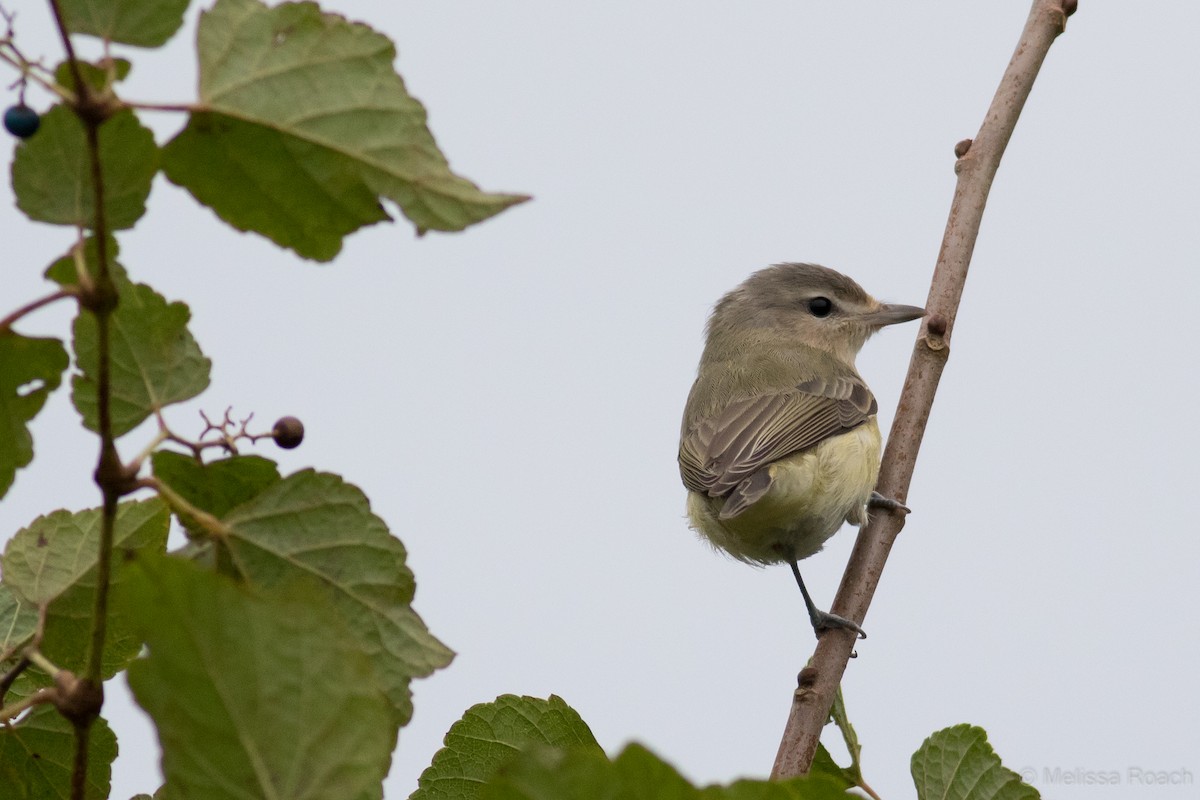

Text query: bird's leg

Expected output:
[788,560,866,639]
[868,491,910,514]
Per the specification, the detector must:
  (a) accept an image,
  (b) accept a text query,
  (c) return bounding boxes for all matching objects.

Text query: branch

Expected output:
[770,0,1076,778]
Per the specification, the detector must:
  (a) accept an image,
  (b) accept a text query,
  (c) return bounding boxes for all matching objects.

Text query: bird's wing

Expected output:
[679,374,877,500]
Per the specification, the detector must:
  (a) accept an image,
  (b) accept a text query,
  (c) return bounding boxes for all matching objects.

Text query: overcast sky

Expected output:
[3,1,1199,798]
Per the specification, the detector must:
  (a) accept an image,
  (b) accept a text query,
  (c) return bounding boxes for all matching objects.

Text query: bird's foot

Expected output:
[869,491,910,514]
[809,608,866,640]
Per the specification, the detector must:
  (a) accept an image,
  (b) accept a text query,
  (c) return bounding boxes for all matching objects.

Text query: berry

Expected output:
[272,416,305,449]
[4,105,40,139]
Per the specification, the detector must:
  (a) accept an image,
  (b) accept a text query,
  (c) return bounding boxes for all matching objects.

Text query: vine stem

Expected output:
[0,288,75,333]
[770,0,1076,779]
[137,476,232,539]
[46,2,122,799]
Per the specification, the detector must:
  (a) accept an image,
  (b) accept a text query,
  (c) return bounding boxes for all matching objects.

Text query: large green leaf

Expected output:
[47,245,212,437]
[911,725,1039,800]
[0,708,116,800]
[412,695,602,800]
[479,742,850,800]
[0,332,68,499]
[162,0,528,261]
[11,106,158,230]
[123,555,397,800]
[218,469,453,723]
[1,499,170,679]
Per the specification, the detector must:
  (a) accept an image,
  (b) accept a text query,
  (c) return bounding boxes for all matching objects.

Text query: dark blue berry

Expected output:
[272,416,304,449]
[4,105,40,139]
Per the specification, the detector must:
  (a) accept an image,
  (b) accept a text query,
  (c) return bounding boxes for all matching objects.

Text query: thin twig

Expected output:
[137,476,232,539]
[0,686,55,725]
[46,0,84,106]
[0,658,30,707]
[771,0,1075,778]
[123,100,195,113]
[0,6,75,102]
[0,289,76,334]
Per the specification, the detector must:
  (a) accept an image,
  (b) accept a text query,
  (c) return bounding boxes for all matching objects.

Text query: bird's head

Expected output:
[707,263,925,365]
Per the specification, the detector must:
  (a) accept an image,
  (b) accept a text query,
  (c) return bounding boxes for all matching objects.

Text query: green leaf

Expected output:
[0,583,38,656]
[412,695,602,800]
[1,499,170,678]
[912,724,1039,800]
[812,684,867,791]
[58,0,190,48]
[162,0,528,261]
[0,332,68,499]
[3,499,168,604]
[47,245,211,437]
[0,708,117,800]
[55,58,133,94]
[707,776,852,800]
[151,451,281,537]
[221,469,453,723]
[11,106,158,230]
[807,744,856,792]
[122,555,397,800]
[480,742,849,800]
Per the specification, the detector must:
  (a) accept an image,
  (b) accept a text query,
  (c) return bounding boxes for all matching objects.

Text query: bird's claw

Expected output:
[869,491,911,514]
[810,609,867,640]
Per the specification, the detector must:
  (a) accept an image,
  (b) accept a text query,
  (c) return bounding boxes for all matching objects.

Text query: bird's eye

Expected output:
[807,297,833,317]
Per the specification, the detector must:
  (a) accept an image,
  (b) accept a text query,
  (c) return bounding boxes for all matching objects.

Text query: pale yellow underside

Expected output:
[686,418,882,564]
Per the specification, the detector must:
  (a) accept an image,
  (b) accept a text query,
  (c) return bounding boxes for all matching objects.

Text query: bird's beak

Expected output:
[859,303,926,328]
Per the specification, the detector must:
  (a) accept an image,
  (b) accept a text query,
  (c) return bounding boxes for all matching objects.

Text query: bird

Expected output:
[678,263,923,638]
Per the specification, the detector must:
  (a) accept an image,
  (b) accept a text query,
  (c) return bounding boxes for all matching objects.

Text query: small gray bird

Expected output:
[678,263,923,638]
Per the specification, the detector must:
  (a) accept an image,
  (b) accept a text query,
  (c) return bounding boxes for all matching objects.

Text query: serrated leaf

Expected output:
[161,0,528,261]
[46,245,211,437]
[3,499,167,604]
[412,695,601,800]
[220,469,453,723]
[912,724,1039,800]
[11,106,158,230]
[58,0,190,48]
[0,332,68,499]
[151,451,281,537]
[0,708,116,800]
[1,500,170,678]
[122,555,397,800]
[479,742,849,800]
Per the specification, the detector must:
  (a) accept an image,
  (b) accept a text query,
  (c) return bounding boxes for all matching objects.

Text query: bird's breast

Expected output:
[687,418,882,564]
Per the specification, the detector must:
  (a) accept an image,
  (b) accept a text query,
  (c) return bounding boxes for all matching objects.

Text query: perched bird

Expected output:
[678,263,923,638]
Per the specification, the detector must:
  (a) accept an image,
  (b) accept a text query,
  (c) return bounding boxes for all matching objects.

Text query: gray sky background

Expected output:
[3,1,1199,798]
